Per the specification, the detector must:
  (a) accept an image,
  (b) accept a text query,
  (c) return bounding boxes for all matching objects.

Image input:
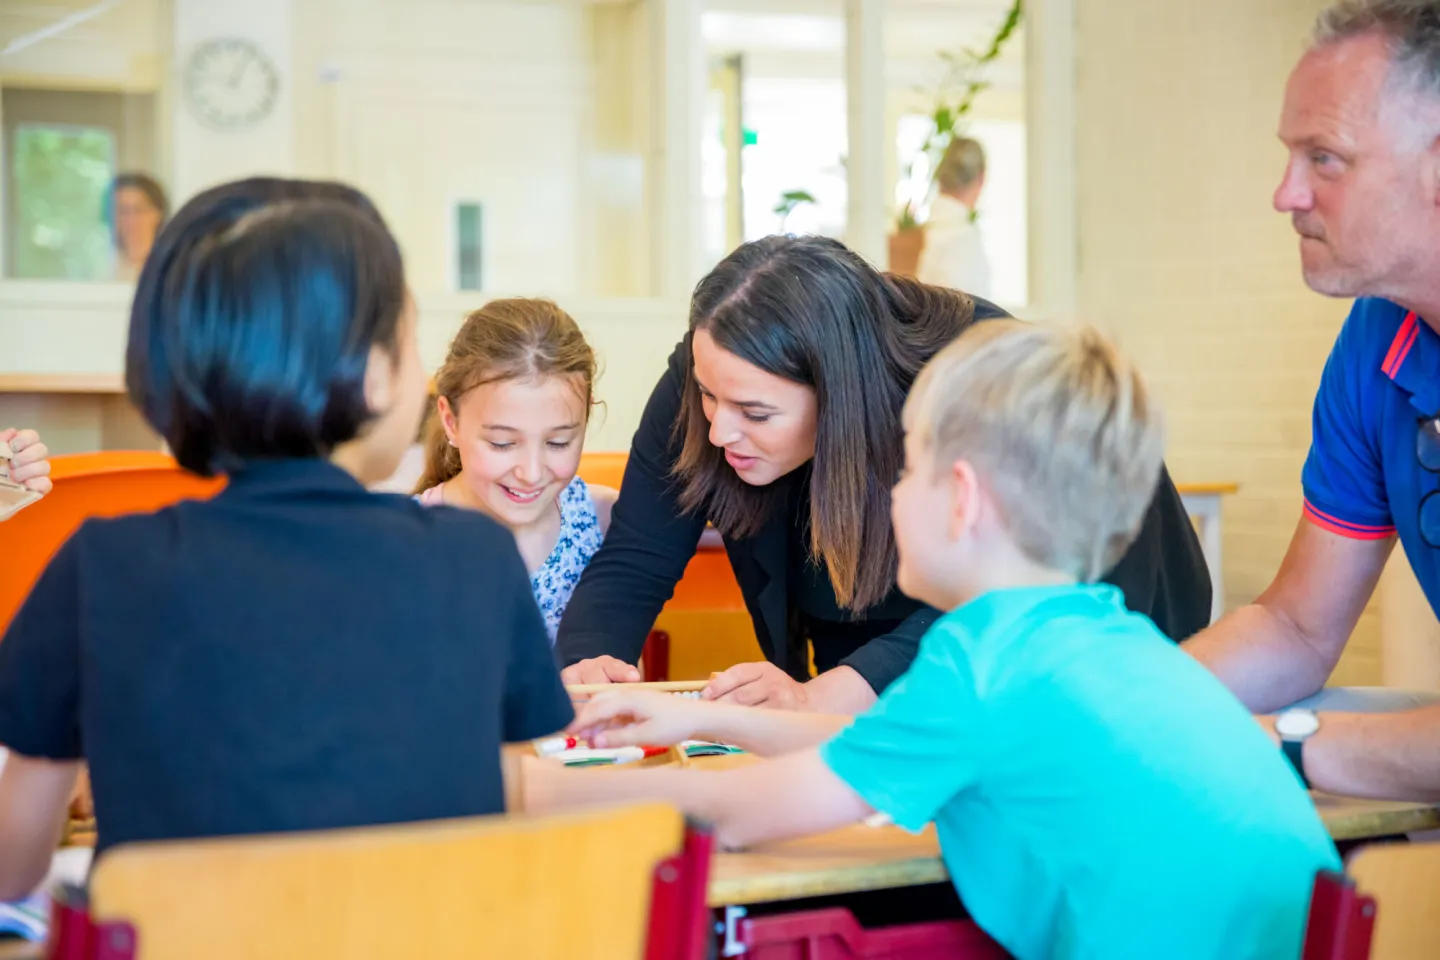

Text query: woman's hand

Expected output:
[0,429,52,495]
[560,656,642,685]
[569,689,707,747]
[705,662,810,710]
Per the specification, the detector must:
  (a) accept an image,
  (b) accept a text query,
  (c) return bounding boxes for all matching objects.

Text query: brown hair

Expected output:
[675,235,976,610]
[110,172,170,251]
[414,298,596,493]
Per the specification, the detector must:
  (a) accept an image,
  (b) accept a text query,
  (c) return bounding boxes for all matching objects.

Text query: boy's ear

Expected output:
[363,343,396,415]
[949,458,983,540]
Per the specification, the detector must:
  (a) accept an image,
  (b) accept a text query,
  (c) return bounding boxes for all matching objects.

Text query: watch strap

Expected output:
[1282,737,1310,790]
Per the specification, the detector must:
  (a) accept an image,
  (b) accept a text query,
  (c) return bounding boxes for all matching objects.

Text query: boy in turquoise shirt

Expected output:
[533,320,1340,959]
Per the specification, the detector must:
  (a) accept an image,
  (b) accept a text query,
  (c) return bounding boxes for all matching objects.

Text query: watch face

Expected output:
[1276,709,1321,739]
[184,38,280,130]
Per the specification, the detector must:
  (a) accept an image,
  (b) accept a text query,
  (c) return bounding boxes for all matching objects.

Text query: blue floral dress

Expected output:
[530,477,605,643]
[417,476,605,644]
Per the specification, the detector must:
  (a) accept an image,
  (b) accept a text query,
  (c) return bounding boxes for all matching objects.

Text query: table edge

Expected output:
[707,855,949,907]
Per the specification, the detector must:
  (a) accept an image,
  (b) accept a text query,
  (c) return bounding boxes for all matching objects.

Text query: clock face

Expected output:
[183,38,280,130]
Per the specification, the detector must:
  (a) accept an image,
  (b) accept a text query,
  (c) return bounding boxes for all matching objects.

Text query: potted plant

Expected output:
[888,0,1023,277]
[774,189,818,234]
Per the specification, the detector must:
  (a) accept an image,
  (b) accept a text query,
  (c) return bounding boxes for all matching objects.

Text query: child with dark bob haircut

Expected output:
[0,177,571,899]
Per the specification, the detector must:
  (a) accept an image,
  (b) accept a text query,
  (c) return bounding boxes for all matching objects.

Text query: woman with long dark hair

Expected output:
[556,235,1211,712]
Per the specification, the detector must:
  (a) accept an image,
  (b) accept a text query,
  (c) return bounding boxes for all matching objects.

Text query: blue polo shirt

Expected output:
[819,585,1338,960]
[1303,298,1440,607]
[0,459,573,858]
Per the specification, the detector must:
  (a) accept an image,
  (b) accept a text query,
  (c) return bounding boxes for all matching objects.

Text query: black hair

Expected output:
[126,177,407,476]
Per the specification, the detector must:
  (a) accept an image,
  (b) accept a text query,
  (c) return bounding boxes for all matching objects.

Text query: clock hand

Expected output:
[228,57,248,87]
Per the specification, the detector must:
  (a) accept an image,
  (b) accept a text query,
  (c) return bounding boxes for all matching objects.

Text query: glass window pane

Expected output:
[11,124,116,281]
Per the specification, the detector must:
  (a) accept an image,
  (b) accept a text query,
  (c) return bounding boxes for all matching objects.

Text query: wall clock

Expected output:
[183,38,280,130]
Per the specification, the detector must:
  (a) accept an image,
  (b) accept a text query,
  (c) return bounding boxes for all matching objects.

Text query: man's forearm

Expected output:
[1303,706,1440,802]
[1184,604,1337,713]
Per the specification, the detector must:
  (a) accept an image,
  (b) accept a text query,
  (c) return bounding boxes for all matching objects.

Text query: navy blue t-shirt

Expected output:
[0,459,572,857]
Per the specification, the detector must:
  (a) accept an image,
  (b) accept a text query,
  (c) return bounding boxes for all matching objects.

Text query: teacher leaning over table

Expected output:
[555,234,1213,713]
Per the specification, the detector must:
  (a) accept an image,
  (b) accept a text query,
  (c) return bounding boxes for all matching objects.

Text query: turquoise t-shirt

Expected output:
[819,585,1339,960]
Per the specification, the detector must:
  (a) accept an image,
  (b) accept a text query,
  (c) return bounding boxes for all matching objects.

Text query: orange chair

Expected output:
[577,453,752,681]
[576,451,628,491]
[0,452,225,635]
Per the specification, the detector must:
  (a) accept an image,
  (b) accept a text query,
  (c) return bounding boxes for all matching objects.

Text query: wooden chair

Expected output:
[46,802,714,960]
[1345,842,1440,960]
[0,452,224,635]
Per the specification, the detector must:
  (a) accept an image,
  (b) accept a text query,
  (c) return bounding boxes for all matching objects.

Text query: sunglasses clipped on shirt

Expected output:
[1416,416,1440,547]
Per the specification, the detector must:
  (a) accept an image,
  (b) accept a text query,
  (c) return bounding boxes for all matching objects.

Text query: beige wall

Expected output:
[0,0,655,298]
[1074,0,1381,682]
[0,283,687,455]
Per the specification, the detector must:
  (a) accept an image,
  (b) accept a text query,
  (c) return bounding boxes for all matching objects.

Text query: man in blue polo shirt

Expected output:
[1187,0,1440,801]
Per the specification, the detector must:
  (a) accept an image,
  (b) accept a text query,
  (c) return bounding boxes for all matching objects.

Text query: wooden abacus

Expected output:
[564,680,708,700]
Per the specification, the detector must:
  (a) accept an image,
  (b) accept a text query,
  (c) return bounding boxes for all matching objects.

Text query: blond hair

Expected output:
[415,299,596,493]
[935,137,986,194]
[903,320,1163,582]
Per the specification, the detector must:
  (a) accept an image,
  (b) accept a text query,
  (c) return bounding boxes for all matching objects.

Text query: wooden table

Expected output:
[709,822,945,907]
[0,374,125,394]
[1315,792,1440,841]
[707,792,1440,907]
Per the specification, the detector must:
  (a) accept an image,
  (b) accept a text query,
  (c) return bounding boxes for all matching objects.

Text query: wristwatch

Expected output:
[1275,707,1321,789]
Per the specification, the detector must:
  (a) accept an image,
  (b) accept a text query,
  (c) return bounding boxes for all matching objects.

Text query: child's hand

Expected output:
[569,689,707,748]
[0,429,52,495]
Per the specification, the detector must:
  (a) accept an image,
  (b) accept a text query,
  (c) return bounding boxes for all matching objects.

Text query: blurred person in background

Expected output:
[917,137,991,299]
[110,173,169,282]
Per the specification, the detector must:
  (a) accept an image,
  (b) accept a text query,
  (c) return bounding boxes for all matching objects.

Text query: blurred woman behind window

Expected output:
[109,173,169,281]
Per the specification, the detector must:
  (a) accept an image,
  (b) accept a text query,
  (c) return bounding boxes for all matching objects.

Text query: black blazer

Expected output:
[556,315,1213,693]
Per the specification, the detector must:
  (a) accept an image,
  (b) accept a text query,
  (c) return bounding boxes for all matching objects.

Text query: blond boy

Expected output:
[532,321,1338,960]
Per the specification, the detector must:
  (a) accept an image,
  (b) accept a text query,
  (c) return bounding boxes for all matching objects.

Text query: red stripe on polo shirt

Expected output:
[1382,312,1419,379]
[1302,500,1396,540]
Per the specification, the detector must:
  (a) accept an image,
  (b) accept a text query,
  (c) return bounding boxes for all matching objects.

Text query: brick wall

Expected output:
[1073,0,1380,682]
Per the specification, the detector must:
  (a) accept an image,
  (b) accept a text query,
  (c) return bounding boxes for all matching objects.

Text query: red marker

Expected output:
[535,736,581,756]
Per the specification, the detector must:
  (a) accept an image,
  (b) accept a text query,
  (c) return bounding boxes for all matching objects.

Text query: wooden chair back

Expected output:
[1346,842,1440,960]
[71,802,699,960]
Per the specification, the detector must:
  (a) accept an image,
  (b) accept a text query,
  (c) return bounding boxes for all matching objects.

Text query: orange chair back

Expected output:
[0,452,225,634]
[577,451,628,491]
